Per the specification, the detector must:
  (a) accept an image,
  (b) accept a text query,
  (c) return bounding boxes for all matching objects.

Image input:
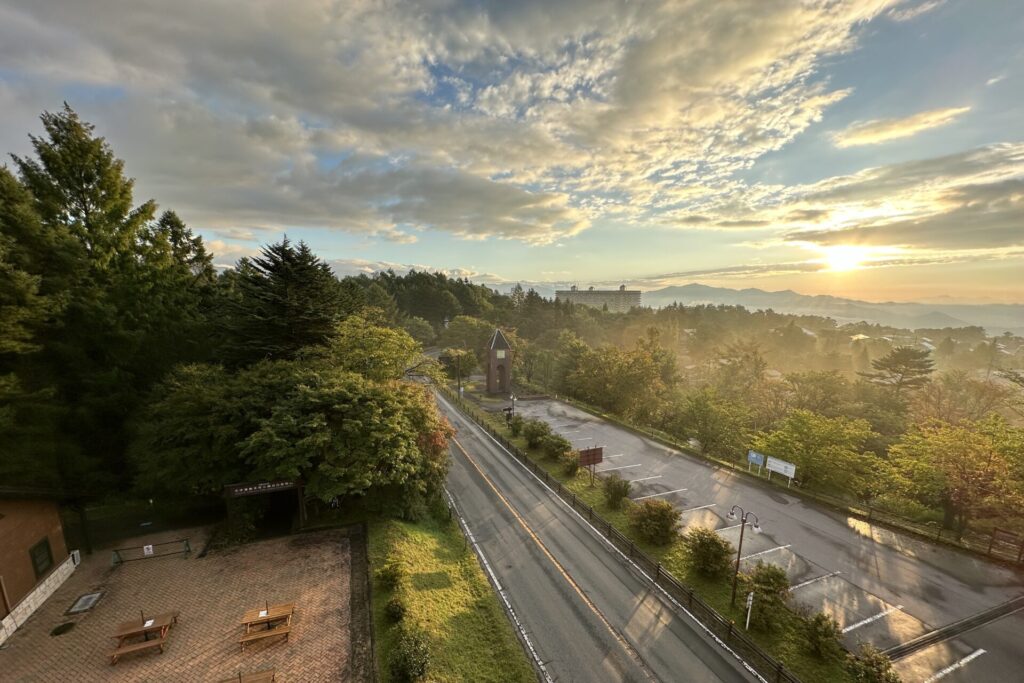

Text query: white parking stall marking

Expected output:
[596,464,642,473]
[606,453,626,458]
[572,437,594,442]
[718,523,743,531]
[740,545,791,561]
[789,571,841,592]
[841,605,904,634]
[630,475,662,483]
[923,649,986,683]
[633,488,688,501]
[680,503,716,514]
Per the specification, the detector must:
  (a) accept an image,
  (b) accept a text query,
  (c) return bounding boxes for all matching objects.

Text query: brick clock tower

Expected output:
[485,329,512,394]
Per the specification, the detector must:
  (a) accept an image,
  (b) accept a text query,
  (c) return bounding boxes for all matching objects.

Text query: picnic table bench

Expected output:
[239,625,291,651]
[217,669,276,683]
[239,602,294,651]
[109,636,167,665]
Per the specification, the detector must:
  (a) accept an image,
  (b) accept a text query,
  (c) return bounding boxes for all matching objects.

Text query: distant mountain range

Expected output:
[639,284,1024,335]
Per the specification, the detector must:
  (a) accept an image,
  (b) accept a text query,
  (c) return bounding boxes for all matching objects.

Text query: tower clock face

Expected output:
[496,350,506,359]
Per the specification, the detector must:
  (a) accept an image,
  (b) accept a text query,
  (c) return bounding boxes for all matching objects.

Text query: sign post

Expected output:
[765,456,797,487]
[578,446,604,486]
[747,450,765,475]
[745,592,754,630]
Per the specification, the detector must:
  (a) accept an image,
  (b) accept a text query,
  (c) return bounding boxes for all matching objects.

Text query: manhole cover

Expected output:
[50,622,75,637]
[66,591,103,615]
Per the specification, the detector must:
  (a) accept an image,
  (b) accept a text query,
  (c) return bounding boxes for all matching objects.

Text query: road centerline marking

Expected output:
[633,488,688,501]
[842,605,904,633]
[450,436,657,681]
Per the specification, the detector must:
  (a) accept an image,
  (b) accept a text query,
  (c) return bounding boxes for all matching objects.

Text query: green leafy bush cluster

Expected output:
[628,499,680,545]
[602,474,632,509]
[682,527,733,578]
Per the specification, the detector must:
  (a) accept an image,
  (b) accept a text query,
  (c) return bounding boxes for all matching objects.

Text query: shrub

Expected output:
[602,474,632,510]
[376,559,405,590]
[540,433,573,460]
[385,596,406,623]
[509,414,525,437]
[682,527,733,578]
[389,627,430,682]
[741,561,790,631]
[805,611,843,660]
[846,644,901,683]
[523,419,551,448]
[628,499,681,545]
[561,450,581,476]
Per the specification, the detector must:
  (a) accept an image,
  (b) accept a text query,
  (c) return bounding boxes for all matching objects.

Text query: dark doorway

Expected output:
[497,364,507,392]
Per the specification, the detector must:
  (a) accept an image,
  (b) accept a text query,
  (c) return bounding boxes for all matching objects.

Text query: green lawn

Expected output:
[462,392,855,683]
[368,515,536,683]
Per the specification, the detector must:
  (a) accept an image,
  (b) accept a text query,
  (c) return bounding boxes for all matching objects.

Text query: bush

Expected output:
[628,499,681,545]
[561,451,581,476]
[376,559,405,590]
[804,611,843,660]
[540,433,573,460]
[523,419,551,448]
[385,596,406,623]
[682,527,733,578]
[509,414,525,437]
[389,627,430,682]
[846,644,901,683]
[741,561,790,631]
[602,474,632,510]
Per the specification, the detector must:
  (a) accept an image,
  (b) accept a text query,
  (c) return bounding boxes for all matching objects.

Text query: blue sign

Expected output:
[747,450,765,466]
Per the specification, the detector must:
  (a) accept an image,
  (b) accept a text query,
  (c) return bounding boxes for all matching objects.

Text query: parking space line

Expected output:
[680,503,716,514]
[740,545,790,560]
[789,571,841,592]
[923,649,986,683]
[572,437,594,441]
[606,453,625,458]
[596,464,642,472]
[842,605,904,633]
[633,488,688,501]
[718,523,742,531]
[631,475,662,483]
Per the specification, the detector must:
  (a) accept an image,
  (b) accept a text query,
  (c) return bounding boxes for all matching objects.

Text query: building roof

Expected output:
[488,328,512,351]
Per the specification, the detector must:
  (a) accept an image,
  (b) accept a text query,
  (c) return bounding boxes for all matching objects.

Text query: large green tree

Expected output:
[859,346,935,397]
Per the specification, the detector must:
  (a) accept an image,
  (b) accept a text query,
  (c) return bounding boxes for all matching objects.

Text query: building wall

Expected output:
[0,499,69,619]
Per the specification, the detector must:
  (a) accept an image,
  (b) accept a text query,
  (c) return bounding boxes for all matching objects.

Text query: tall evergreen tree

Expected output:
[859,346,935,397]
[217,238,348,365]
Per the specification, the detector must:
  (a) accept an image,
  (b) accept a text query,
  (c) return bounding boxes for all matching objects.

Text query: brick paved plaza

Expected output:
[0,527,354,682]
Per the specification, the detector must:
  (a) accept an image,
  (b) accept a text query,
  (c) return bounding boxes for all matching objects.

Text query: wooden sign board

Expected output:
[578,446,604,467]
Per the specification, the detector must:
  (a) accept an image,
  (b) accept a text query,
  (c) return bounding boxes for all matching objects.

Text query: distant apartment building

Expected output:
[555,285,641,313]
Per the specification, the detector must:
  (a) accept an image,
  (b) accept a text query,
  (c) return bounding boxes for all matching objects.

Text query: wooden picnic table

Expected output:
[111,611,179,647]
[240,603,294,634]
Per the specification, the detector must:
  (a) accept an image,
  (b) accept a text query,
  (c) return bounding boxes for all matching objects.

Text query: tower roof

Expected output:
[488,328,512,350]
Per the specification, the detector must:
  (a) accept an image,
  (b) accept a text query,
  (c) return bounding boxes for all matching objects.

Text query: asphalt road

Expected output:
[513,398,1024,683]
[436,391,760,683]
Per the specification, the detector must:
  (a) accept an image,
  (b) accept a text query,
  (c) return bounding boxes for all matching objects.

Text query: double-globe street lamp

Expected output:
[727,504,762,608]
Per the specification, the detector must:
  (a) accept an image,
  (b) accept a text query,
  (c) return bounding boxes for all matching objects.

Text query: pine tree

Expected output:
[859,346,935,397]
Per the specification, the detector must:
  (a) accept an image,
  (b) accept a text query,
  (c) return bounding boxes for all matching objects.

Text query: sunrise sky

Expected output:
[1,0,1022,303]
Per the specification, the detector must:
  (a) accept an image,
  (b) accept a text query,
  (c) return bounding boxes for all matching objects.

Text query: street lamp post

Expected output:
[510,394,517,417]
[727,504,762,608]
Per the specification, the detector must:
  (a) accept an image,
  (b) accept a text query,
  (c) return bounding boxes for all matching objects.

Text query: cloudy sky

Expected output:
[2,0,1022,302]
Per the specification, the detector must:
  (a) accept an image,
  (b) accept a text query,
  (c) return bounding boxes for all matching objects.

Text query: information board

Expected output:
[747,450,765,466]
[766,456,796,480]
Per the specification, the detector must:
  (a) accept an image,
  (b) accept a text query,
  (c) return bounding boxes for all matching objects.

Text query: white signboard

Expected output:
[766,456,796,480]
[142,544,154,557]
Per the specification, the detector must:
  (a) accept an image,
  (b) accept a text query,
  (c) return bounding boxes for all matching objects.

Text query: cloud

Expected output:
[206,239,260,268]
[831,106,970,148]
[0,0,903,244]
[886,0,945,22]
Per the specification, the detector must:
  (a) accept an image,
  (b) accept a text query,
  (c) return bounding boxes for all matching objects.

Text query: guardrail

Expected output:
[436,384,801,683]
[111,538,192,565]
[515,386,1024,567]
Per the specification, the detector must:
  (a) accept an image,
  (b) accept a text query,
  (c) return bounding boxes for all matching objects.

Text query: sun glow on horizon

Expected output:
[819,245,874,272]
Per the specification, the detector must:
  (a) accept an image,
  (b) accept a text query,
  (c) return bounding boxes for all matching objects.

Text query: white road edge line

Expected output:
[633,488,688,501]
[680,503,716,514]
[436,391,768,683]
[923,649,986,683]
[740,545,791,561]
[596,464,642,472]
[631,475,663,483]
[789,571,841,592]
[443,488,554,683]
[841,605,904,634]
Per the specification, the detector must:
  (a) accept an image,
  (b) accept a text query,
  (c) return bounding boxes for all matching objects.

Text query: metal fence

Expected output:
[437,384,801,683]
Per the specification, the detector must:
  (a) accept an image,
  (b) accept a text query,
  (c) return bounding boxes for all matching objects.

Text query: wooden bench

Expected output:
[217,670,276,683]
[239,625,291,652]
[109,636,167,665]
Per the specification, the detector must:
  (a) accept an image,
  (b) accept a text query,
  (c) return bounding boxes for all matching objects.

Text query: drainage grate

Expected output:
[66,591,103,615]
[50,622,75,637]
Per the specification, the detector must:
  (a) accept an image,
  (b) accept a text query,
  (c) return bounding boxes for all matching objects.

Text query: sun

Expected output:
[821,245,871,272]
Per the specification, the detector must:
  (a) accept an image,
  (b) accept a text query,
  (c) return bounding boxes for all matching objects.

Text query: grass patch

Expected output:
[457,389,856,683]
[369,514,535,683]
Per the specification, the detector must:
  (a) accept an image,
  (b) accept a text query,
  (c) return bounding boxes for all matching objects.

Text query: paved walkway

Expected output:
[0,528,352,682]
